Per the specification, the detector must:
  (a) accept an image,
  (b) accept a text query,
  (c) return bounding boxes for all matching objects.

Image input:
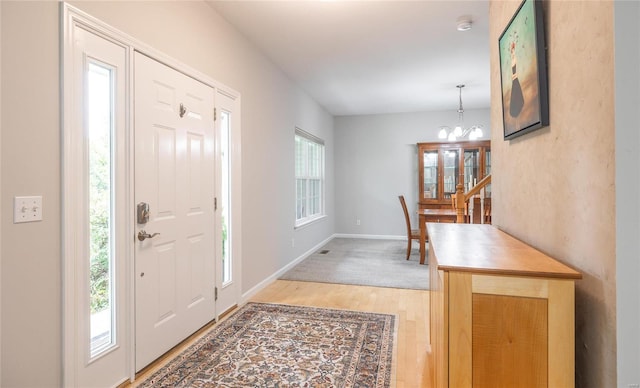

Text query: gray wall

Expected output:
[615,1,640,386]
[0,1,333,386]
[0,1,3,383]
[1,3,61,386]
[334,109,490,237]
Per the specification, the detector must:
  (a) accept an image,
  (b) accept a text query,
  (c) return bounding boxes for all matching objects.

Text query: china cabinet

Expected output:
[417,141,491,209]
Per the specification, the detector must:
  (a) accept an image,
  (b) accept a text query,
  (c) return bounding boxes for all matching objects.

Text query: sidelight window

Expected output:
[87,61,116,358]
[220,111,232,285]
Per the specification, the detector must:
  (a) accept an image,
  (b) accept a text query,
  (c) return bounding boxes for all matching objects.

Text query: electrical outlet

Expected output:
[356,219,361,226]
[14,196,43,223]
[291,238,295,248]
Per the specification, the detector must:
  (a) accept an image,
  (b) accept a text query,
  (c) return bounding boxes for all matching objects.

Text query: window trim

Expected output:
[294,127,325,228]
[294,214,328,230]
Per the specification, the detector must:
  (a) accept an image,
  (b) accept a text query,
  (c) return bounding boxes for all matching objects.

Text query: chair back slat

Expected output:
[398,195,412,235]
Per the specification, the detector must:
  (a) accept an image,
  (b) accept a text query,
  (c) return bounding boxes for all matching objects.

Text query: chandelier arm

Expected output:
[437,84,483,141]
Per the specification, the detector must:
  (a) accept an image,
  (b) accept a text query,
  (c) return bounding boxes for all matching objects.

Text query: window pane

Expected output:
[88,62,114,357]
[295,136,306,176]
[308,142,318,177]
[296,179,306,219]
[309,179,321,215]
[295,130,324,224]
[220,111,232,285]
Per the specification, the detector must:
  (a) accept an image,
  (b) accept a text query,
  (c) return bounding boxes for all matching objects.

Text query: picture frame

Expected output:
[499,0,549,140]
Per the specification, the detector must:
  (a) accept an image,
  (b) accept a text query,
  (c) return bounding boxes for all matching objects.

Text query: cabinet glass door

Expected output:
[443,149,459,199]
[423,150,438,200]
[464,149,480,192]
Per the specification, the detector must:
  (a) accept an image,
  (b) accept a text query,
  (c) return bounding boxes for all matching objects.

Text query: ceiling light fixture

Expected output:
[437,84,484,141]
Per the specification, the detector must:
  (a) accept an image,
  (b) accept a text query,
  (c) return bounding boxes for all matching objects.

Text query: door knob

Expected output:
[137,230,160,241]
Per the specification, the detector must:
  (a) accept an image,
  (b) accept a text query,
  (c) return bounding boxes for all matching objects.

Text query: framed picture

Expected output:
[499,0,549,140]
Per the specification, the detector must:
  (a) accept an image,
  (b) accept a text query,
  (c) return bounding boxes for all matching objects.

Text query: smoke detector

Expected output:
[456,16,473,32]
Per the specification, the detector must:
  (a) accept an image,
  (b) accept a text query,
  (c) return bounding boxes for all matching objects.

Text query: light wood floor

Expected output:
[128,280,433,387]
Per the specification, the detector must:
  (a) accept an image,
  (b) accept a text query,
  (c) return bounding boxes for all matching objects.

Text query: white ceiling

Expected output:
[208,1,490,117]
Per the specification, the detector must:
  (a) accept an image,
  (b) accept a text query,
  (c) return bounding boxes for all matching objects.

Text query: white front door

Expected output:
[134,52,216,371]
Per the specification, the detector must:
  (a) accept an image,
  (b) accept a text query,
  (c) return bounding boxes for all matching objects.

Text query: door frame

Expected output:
[214,89,242,319]
[61,3,242,384]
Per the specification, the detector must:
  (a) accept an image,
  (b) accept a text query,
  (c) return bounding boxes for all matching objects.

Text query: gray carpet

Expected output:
[280,238,429,290]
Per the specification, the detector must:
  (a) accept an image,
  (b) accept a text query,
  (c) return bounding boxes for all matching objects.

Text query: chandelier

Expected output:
[437,84,484,141]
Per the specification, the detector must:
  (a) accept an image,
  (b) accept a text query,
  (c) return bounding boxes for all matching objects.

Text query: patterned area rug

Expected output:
[138,302,396,387]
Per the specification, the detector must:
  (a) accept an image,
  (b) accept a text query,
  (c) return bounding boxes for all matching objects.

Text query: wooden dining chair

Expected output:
[398,195,420,260]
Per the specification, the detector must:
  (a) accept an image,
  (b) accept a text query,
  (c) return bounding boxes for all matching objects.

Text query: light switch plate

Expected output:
[14,196,43,223]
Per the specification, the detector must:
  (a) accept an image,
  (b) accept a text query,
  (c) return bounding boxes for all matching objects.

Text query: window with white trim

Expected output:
[295,128,325,226]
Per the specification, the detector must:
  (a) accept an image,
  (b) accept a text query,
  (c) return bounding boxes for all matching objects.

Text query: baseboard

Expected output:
[241,234,337,303]
[333,233,406,241]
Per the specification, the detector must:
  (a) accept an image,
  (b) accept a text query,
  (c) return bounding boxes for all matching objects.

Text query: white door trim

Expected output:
[61,3,242,384]
[61,8,133,387]
[214,90,242,318]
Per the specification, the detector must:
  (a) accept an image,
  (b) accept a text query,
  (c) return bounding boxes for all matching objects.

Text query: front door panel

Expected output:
[134,52,215,371]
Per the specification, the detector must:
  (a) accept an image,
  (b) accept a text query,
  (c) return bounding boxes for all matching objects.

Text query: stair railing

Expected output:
[455,174,491,224]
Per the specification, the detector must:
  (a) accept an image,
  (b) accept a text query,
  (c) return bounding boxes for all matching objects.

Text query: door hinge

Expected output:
[215,286,218,301]
[214,197,218,211]
[214,107,217,121]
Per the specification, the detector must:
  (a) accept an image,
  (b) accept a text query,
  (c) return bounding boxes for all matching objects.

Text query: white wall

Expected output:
[1,1,333,386]
[615,1,640,385]
[334,108,490,236]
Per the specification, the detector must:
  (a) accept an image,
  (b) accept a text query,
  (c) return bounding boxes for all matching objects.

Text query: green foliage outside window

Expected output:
[89,130,111,314]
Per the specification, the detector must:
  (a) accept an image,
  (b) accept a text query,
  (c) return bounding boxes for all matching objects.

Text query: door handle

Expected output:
[137,230,160,241]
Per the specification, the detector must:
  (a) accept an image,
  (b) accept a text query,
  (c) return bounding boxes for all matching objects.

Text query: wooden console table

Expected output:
[427,223,581,388]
